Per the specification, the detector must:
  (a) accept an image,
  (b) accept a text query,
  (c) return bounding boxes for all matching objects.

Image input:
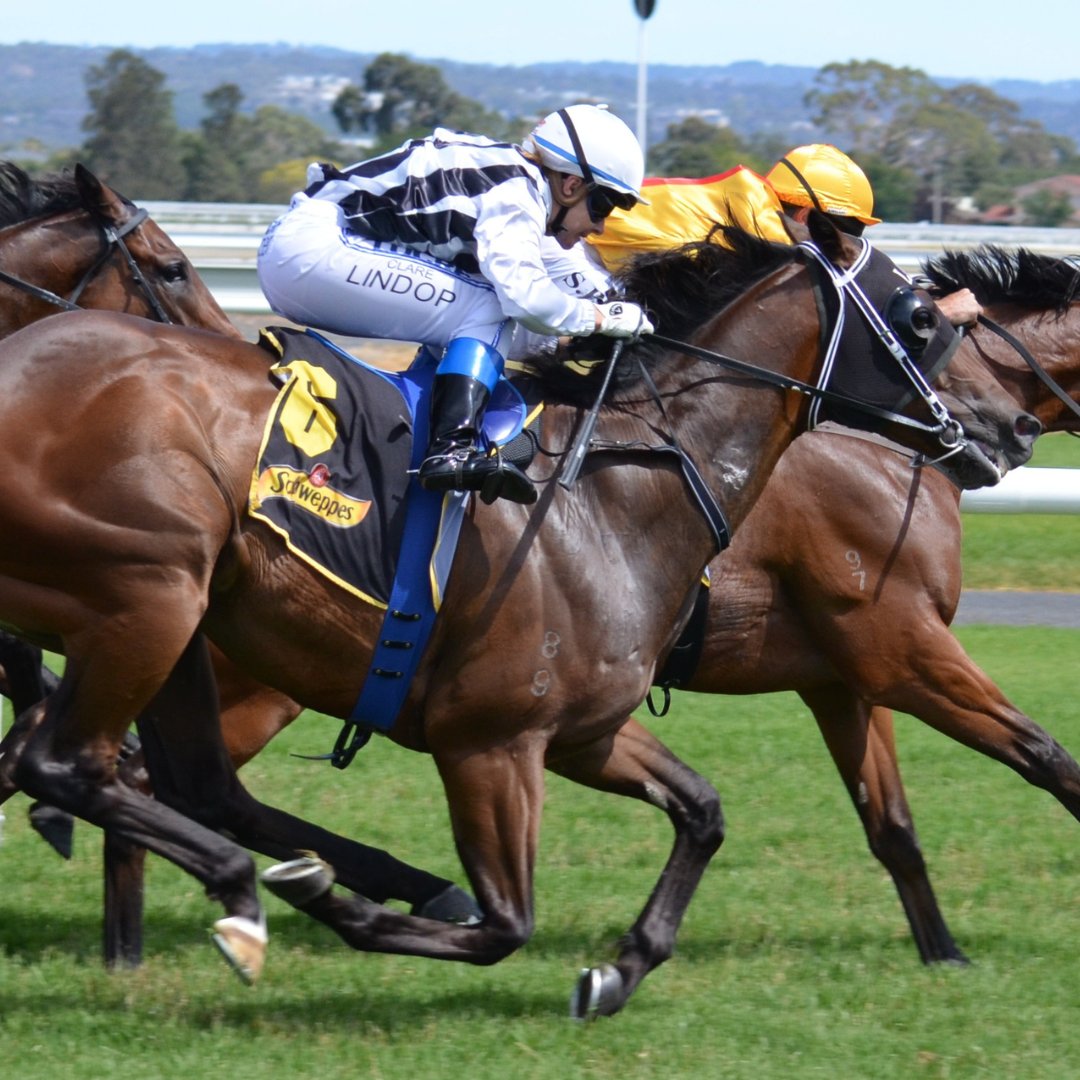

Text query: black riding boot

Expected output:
[418,373,537,505]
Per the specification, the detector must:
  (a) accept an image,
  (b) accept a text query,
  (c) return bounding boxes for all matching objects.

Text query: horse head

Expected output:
[0,161,239,338]
[923,245,1080,435]
[613,221,1036,500]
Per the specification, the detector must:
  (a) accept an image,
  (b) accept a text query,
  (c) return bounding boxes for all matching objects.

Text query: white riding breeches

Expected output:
[257,195,511,355]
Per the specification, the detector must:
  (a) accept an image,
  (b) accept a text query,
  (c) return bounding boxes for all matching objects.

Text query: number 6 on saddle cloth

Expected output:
[251,327,533,762]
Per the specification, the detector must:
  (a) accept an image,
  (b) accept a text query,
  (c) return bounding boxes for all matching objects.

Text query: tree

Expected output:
[646,116,749,177]
[184,86,342,203]
[330,52,520,153]
[882,99,999,221]
[333,53,460,143]
[805,60,935,157]
[183,83,246,202]
[1022,188,1074,227]
[80,50,185,199]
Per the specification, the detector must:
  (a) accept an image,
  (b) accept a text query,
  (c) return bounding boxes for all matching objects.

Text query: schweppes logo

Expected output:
[253,464,370,528]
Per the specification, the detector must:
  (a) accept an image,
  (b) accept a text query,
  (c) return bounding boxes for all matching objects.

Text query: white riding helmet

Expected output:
[524,104,646,203]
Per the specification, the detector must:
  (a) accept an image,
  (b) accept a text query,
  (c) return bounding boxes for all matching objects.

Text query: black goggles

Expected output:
[585,185,637,223]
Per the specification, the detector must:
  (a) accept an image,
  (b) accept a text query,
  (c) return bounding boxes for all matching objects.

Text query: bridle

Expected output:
[974,312,1080,428]
[0,204,173,324]
[561,239,973,555]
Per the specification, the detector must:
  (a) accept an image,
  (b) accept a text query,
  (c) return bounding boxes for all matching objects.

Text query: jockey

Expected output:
[764,141,881,235]
[257,104,653,506]
[559,142,980,329]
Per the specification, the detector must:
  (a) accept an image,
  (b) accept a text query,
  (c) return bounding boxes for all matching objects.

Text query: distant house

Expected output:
[1010,175,1080,225]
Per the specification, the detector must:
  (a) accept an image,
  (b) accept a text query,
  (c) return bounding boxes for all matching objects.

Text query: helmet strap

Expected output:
[545,170,588,236]
[557,108,597,191]
[542,109,599,236]
[775,156,826,214]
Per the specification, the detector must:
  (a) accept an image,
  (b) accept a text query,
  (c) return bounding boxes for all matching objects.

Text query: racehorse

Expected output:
[0,161,481,942]
[89,241,1071,982]
[0,161,238,340]
[650,244,1080,965]
[0,215,1032,1017]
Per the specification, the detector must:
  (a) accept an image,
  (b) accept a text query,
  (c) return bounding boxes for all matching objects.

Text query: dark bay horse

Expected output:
[0,220,1032,1016]
[0,160,480,935]
[654,245,1080,965]
[0,158,237,705]
[91,241,1068,982]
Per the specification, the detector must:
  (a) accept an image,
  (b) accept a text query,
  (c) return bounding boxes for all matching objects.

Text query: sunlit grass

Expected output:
[3,627,1080,1079]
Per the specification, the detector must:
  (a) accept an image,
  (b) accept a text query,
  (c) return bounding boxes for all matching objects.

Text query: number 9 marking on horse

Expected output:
[845,549,867,591]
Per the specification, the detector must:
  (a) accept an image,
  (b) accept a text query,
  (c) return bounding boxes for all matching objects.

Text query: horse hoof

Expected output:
[210,914,267,985]
[260,854,335,906]
[413,884,483,925]
[569,963,624,1019]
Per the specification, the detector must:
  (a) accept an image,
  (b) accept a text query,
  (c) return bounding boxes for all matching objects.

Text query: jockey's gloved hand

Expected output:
[596,301,654,339]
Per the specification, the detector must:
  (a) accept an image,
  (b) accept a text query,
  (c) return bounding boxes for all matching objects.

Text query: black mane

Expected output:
[922,245,1080,315]
[529,226,800,404]
[0,161,85,229]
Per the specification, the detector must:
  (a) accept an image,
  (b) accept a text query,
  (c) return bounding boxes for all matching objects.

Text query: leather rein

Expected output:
[975,311,1080,427]
[0,205,172,324]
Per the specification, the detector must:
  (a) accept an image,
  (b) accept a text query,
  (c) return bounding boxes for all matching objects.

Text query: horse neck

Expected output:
[982,303,1080,433]
[622,263,818,541]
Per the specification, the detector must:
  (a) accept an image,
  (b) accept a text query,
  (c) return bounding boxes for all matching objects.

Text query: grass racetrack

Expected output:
[2,439,1080,1079]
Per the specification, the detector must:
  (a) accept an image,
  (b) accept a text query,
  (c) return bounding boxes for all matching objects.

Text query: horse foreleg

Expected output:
[547,717,724,1018]
[799,687,967,964]
[103,829,146,968]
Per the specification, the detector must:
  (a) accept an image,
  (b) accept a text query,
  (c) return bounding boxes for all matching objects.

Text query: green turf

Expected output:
[2,625,1080,1079]
[3,438,1080,1077]
[960,431,1080,589]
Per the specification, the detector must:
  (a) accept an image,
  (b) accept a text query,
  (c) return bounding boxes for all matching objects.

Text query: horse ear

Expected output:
[805,208,854,265]
[74,164,126,227]
[780,213,809,244]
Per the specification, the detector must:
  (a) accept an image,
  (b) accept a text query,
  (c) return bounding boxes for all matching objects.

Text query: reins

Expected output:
[0,205,172,324]
[645,330,961,440]
[975,311,1080,426]
[559,241,970,559]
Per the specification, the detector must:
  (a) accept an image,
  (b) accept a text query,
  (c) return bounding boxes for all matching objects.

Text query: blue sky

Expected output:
[4,0,1078,84]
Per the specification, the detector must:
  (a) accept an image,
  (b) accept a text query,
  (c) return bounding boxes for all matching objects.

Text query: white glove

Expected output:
[596,301,654,339]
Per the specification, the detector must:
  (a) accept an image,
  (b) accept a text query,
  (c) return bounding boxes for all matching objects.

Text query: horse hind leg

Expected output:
[547,717,724,1018]
[262,738,553,967]
[801,688,967,965]
[13,632,268,983]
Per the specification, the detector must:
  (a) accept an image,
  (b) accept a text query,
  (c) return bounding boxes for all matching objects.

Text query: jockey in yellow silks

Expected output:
[586,164,793,272]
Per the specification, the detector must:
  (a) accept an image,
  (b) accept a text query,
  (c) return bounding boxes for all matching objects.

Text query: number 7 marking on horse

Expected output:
[845,549,867,590]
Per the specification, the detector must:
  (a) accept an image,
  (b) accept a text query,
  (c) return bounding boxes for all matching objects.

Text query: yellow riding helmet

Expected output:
[765,144,882,226]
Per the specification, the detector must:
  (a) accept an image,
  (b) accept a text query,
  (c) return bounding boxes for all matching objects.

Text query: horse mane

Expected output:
[0,161,92,229]
[529,225,800,404]
[922,245,1080,315]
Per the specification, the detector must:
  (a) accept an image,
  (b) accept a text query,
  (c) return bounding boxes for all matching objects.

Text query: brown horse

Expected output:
[0,161,481,934]
[95,242,1072,979]
[0,161,238,339]
[0,219,1032,1016]
[651,244,1080,965]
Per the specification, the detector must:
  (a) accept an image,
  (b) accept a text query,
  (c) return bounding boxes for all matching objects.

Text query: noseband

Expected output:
[0,205,173,324]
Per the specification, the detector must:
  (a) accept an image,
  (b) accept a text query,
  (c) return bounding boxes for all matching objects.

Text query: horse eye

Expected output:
[161,262,188,284]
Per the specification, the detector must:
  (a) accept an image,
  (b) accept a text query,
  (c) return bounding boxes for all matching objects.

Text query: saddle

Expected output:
[250,327,539,760]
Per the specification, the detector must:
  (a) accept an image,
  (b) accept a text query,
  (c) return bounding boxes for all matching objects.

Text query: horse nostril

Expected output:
[1014,413,1042,441]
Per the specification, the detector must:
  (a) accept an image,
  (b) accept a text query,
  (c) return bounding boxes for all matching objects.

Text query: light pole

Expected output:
[633,0,657,157]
